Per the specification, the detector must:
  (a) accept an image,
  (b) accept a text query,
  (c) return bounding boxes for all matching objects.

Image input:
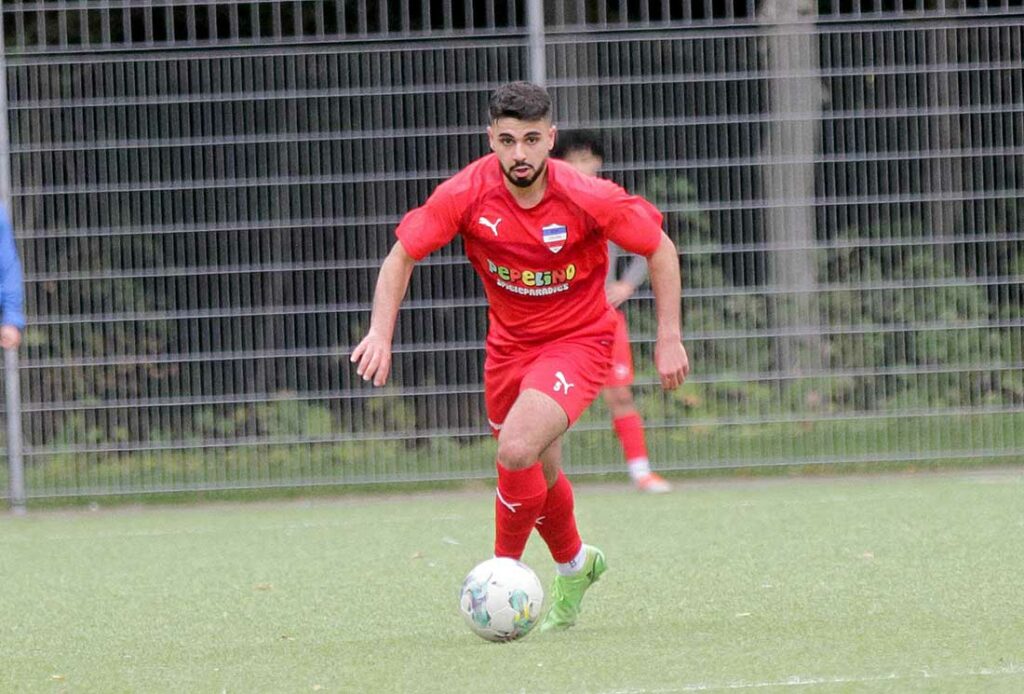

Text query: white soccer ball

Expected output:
[459,557,544,642]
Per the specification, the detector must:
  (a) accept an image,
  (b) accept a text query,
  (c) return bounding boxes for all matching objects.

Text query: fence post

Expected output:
[0,2,9,203]
[527,0,546,86]
[6,347,24,514]
[0,13,23,514]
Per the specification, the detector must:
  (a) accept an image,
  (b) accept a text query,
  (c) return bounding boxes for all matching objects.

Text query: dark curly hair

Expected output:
[488,81,552,122]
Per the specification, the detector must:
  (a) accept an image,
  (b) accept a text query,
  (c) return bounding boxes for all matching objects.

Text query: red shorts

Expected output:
[484,334,614,435]
[606,310,635,388]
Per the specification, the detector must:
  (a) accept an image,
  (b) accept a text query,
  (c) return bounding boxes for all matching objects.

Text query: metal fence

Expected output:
[2,0,1022,502]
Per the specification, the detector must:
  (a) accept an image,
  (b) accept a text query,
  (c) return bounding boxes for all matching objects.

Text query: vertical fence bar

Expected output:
[5,348,24,514]
[0,9,8,207]
[527,0,545,85]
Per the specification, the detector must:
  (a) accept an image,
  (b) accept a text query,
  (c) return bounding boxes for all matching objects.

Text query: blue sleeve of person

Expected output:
[0,203,25,330]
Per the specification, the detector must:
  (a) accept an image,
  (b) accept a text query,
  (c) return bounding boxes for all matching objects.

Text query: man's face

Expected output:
[488,117,556,189]
[561,149,603,177]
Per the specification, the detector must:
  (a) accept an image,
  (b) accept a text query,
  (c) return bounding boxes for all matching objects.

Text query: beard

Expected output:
[502,160,546,188]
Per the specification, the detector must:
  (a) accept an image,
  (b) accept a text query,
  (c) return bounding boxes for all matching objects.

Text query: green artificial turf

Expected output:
[2,470,1023,693]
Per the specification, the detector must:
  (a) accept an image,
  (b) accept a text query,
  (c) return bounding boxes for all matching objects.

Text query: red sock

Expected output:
[494,461,547,560]
[534,470,583,563]
[613,412,648,461]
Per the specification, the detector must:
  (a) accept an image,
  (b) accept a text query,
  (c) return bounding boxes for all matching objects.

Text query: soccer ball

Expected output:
[459,557,544,642]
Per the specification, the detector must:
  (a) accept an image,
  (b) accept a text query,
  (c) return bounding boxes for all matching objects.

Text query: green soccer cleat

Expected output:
[539,544,607,632]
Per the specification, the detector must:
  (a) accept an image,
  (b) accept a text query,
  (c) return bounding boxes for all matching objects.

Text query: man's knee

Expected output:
[604,385,635,413]
[496,437,539,470]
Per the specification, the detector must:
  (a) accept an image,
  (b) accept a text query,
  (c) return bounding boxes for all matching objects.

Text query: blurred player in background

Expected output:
[0,202,25,350]
[351,82,689,632]
[553,131,672,494]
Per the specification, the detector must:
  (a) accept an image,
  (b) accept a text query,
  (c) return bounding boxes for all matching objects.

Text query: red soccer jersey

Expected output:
[395,154,664,350]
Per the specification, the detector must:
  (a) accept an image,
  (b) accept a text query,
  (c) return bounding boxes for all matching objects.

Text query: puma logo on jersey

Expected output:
[478,216,502,236]
[553,371,575,394]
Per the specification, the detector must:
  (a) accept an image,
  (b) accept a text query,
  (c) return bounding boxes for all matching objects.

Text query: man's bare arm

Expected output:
[646,232,690,390]
[349,241,417,387]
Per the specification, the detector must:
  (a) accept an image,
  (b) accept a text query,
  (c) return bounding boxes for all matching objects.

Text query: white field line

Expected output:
[598,663,1024,693]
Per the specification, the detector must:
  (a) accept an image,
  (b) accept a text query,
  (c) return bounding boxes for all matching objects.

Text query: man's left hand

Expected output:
[654,337,689,390]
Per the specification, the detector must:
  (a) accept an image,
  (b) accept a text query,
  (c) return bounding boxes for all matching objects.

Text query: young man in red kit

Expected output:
[553,131,673,494]
[351,82,690,631]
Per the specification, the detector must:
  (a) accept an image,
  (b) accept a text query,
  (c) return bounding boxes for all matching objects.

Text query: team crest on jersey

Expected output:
[541,224,568,253]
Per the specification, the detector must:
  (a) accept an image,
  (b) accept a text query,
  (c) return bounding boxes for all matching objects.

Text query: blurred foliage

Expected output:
[821,222,1023,410]
[629,175,1024,424]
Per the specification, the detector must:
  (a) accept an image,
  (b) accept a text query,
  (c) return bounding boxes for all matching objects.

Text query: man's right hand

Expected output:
[350,328,393,387]
[349,241,418,388]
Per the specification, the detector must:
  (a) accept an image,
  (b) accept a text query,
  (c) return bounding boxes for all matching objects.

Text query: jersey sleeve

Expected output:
[394,179,465,260]
[600,189,664,257]
[558,166,664,257]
